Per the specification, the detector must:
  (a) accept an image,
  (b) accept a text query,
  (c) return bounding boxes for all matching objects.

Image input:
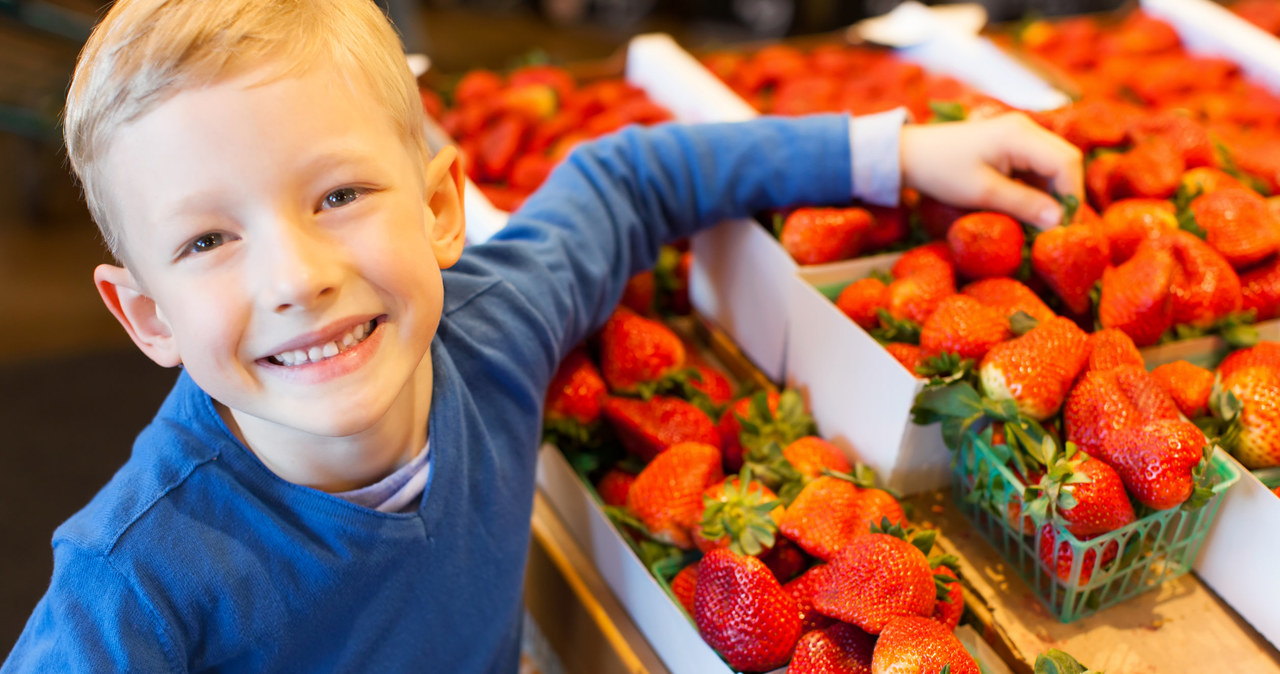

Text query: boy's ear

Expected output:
[422,145,466,269]
[94,264,182,368]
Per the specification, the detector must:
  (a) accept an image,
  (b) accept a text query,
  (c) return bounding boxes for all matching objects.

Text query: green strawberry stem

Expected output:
[1035,648,1101,674]
[698,466,781,557]
[871,308,922,345]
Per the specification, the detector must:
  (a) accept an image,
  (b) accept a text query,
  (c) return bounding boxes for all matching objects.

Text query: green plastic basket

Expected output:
[952,435,1240,623]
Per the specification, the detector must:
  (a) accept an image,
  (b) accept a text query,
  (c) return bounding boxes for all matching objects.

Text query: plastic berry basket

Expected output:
[952,434,1240,623]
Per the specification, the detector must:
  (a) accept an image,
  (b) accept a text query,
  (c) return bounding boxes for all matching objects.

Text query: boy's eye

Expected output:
[322,187,365,210]
[188,233,225,254]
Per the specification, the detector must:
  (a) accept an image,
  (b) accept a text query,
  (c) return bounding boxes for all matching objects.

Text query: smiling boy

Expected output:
[4,0,1080,671]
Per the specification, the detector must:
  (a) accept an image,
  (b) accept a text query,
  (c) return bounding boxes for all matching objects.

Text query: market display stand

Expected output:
[908,490,1280,674]
[526,491,670,674]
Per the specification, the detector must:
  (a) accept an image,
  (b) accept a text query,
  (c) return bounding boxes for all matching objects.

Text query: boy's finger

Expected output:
[980,168,1063,230]
[995,116,1084,203]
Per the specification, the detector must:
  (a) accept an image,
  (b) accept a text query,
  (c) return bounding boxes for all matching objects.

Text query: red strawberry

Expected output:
[602,395,720,462]
[1082,328,1144,376]
[597,307,686,394]
[1098,241,1177,346]
[812,533,936,633]
[545,347,607,425]
[871,615,981,674]
[782,436,853,481]
[1150,360,1214,418]
[1112,418,1208,510]
[693,475,784,554]
[783,564,836,633]
[1161,231,1244,328]
[1099,198,1178,264]
[625,442,723,548]
[507,64,576,101]
[1032,221,1111,316]
[864,204,910,251]
[1065,364,1183,463]
[595,467,636,507]
[1240,255,1280,321]
[1217,342,1280,381]
[759,536,808,583]
[693,548,803,673]
[788,622,876,674]
[886,268,956,326]
[780,478,906,561]
[1191,187,1280,269]
[947,212,1025,280]
[620,271,655,315]
[453,69,504,106]
[780,207,873,265]
[1127,112,1215,168]
[478,114,531,182]
[1111,141,1185,200]
[931,566,964,631]
[1037,523,1120,584]
[836,277,890,331]
[920,295,1012,360]
[671,561,699,616]
[916,194,973,241]
[720,389,814,476]
[979,316,1090,420]
[1029,444,1136,537]
[884,342,925,377]
[509,152,556,191]
[1221,365,1280,469]
[1181,166,1244,196]
[961,277,1056,323]
[891,242,954,280]
[718,392,777,473]
[1086,152,1123,211]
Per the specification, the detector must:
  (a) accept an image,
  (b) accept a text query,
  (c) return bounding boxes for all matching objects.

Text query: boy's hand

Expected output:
[900,112,1083,230]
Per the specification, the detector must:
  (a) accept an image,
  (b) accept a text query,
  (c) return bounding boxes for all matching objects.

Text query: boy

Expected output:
[5,0,1079,671]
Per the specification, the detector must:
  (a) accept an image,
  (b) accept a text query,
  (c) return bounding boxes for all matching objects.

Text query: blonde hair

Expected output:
[64,0,427,258]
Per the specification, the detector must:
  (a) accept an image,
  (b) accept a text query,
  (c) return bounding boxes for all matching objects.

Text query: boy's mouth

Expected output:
[266,319,378,367]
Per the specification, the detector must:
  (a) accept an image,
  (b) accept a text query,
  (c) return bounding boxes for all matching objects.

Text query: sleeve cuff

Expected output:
[849,107,909,207]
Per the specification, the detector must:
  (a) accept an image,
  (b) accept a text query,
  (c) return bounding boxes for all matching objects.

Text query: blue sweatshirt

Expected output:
[4,113,887,673]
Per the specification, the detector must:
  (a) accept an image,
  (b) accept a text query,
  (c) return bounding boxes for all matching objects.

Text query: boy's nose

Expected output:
[257,220,341,313]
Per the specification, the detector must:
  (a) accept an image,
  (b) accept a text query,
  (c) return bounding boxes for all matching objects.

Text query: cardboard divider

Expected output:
[1142,0,1280,94]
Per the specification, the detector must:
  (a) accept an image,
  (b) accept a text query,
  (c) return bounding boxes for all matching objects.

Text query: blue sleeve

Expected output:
[463,113,858,366]
[3,543,181,673]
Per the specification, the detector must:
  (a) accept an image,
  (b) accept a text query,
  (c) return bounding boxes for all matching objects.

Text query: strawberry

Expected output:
[812,532,936,633]
[723,389,815,476]
[509,152,556,191]
[597,306,686,394]
[1086,152,1123,211]
[1082,328,1144,376]
[947,212,1025,280]
[884,342,925,377]
[1181,166,1244,196]
[782,436,853,481]
[671,561,699,616]
[781,478,906,561]
[1032,220,1111,316]
[1161,230,1244,328]
[602,394,719,462]
[961,277,1056,323]
[758,536,808,583]
[545,347,607,426]
[1240,255,1280,321]
[718,392,778,473]
[1191,187,1280,269]
[886,268,956,327]
[919,295,1012,360]
[788,622,876,674]
[507,64,576,101]
[1111,141,1185,200]
[595,467,636,507]
[625,442,723,548]
[1127,112,1215,168]
[619,271,655,315]
[780,207,873,265]
[1099,198,1177,264]
[1065,364,1183,463]
[1025,442,1136,537]
[917,194,972,241]
[1220,365,1280,469]
[931,566,964,631]
[836,277,890,331]
[1219,342,1280,381]
[1113,418,1209,509]
[891,242,954,280]
[694,473,785,555]
[864,204,910,252]
[478,114,531,182]
[1037,523,1119,584]
[1098,242,1177,346]
[453,69,504,106]
[871,615,981,674]
[783,565,836,633]
[1150,360,1214,418]
[687,361,734,408]
[979,316,1090,420]
[693,548,803,673]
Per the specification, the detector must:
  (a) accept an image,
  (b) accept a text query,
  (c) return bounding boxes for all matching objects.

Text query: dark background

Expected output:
[0,0,1127,656]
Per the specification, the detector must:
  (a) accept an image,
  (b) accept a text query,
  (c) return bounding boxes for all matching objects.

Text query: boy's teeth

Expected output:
[270,320,375,366]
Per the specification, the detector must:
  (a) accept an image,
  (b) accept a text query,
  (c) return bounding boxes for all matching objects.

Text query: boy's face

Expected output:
[93,63,465,448]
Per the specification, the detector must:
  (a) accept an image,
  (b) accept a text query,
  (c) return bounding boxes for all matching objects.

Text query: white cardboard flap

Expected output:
[625,33,759,124]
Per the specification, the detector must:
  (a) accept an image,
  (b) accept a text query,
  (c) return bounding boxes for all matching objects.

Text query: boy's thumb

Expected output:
[980,169,1063,230]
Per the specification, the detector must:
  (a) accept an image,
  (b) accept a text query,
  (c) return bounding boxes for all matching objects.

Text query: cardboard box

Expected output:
[1195,457,1280,650]
[1142,0,1280,95]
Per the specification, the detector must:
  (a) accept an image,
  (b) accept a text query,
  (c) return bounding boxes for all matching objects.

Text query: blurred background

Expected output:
[0,0,1126,655]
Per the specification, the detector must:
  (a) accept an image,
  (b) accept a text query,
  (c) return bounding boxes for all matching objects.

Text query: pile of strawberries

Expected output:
[426,63,673,212]
[544,301,982,672]
[1197,341,1280,472]
[700,42,1005,122]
